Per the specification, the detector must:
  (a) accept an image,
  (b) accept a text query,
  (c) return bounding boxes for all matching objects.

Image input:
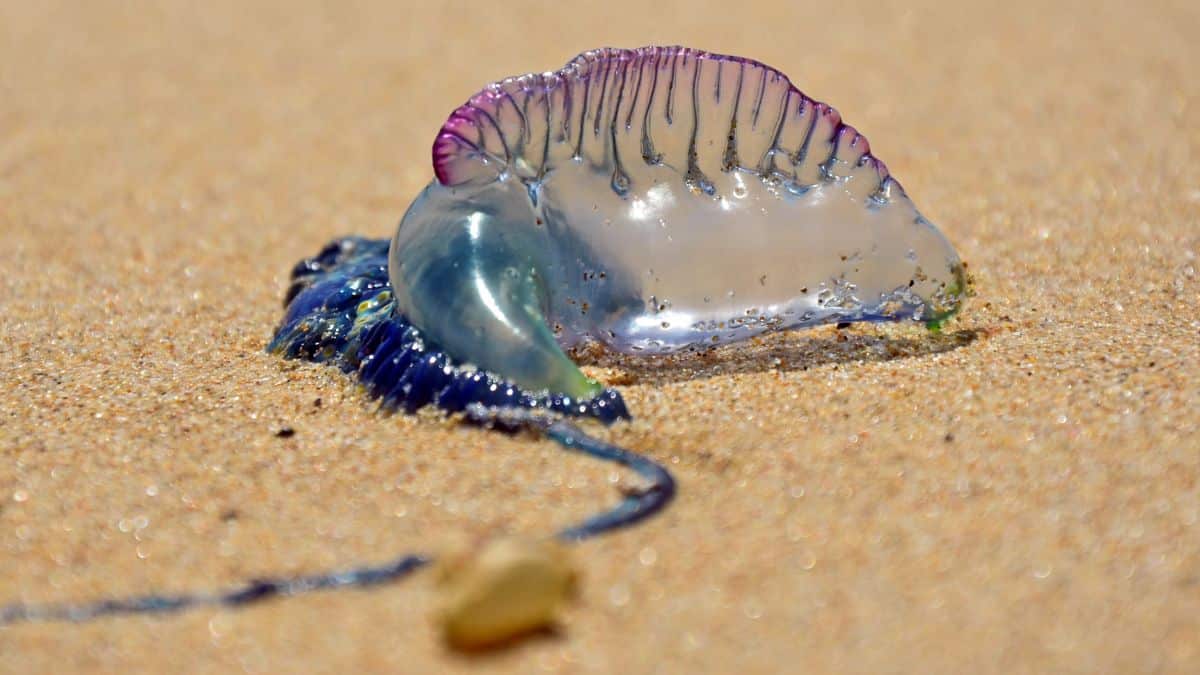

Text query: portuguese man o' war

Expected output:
[403,45,965,398]
[0,46,964,627]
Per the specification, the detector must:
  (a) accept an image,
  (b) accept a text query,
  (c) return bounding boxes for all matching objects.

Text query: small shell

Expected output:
[433,537,578,650]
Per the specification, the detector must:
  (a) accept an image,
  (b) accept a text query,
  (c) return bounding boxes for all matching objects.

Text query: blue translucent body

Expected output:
[393,47,966,399]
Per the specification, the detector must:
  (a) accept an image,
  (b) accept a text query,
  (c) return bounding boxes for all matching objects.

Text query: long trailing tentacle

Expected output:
[0,409,674,625]
[0,555,430,624]
[0,237,676,625]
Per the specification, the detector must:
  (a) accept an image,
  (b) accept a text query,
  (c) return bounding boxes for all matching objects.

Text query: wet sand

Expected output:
[1,1,1197,672]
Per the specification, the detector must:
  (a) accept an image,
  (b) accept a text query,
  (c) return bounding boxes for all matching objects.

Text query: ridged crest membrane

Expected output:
[433,46,893,202]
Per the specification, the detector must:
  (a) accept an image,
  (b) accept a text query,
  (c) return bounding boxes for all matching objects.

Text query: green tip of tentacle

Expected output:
[924,261,972,333]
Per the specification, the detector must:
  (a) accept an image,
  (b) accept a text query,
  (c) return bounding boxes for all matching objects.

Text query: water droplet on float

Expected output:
[12,490,28,503]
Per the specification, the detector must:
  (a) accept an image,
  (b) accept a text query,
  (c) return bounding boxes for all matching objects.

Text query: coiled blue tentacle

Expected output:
[270,237,629,422]
[463,405,676,541]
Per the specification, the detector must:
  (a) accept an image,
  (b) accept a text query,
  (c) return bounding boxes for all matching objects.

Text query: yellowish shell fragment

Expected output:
[433,537,578,650]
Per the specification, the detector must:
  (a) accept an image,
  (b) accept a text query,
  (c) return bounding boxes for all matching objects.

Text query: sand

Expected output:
[1,1,1197,672]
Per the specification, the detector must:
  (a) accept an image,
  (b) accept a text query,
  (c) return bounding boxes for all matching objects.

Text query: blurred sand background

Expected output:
[1,1,1198,672]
